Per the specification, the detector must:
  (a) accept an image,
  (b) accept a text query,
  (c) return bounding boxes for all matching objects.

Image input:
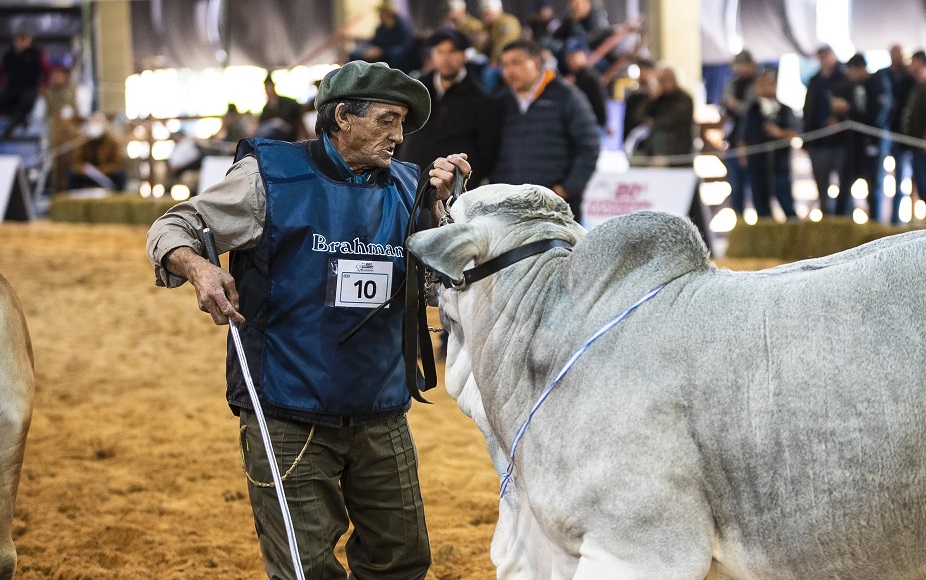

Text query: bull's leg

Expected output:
[0,420,29,580]
[0,277,34,580]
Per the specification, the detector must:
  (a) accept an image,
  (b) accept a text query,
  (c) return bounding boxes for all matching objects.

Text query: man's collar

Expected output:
[433,68,467,99]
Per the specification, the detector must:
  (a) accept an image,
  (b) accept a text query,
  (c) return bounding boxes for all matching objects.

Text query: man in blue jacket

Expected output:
[146,61,469,579]
[491,40,600,223]
[836,53,892,220]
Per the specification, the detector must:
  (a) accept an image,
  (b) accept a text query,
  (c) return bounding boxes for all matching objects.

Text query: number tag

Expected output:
[330,259,393,309]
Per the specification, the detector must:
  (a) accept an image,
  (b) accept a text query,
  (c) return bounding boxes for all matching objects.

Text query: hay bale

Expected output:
[48,195,91,223]
[727,217,925,259]
[49,194,180,226]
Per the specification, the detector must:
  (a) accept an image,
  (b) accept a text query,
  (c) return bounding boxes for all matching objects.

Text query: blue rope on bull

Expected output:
[499,284,666,499]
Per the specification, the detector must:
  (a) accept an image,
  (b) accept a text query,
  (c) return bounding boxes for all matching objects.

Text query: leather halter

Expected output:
[441,239,573,290]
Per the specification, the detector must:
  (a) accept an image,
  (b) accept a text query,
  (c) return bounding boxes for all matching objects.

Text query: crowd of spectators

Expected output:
[724,44,926,224]
[344,0,636,218]
[7,0,926,228]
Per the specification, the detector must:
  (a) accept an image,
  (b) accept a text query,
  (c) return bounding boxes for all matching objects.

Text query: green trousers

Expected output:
[239,410,430,580]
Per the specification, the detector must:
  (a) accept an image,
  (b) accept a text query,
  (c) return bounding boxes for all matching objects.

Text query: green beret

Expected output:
[316,61,431,134]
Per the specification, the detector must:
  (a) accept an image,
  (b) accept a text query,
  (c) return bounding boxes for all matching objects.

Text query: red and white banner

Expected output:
[581,165,698,229]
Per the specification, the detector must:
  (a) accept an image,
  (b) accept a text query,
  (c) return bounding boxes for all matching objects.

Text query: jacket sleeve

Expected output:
[473,94,502,186]
[145,156,266,288]
[561,86,601,199]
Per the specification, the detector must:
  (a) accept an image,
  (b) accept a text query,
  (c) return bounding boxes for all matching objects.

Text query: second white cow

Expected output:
[0,274,33,580]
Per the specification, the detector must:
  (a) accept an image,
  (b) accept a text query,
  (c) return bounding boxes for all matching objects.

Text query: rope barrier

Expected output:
[628,120,926,167]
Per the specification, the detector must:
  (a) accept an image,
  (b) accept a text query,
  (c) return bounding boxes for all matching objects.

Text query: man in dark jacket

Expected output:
[491,40,600,223]
[563,36,608,129]
[551,0,611,52]
[640,65,694,166]
[802,45,850,214]
[902,51,926,206]
[354,0,416,73]
[837,53,892,220]
[721,50,758,216]
[881,44,916,224]
[0,27,48,139]
[399,28,501,186]
[739,69,798,219]
[257,74,302,141]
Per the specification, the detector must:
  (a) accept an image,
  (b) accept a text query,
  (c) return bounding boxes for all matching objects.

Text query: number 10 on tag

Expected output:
[334,259,393,308]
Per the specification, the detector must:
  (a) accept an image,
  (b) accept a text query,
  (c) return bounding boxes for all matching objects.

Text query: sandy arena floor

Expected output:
[0,221,781,579]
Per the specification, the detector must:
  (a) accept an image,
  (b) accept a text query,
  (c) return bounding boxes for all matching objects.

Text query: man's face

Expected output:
[890,45,904,68]
[13,33,32,52]
[657,68,677,93]
[49,67,69,87]
[379,9,396,26]
[846,65,868,83]
[911,57,926,82]
[570,0,591,19]
[501,49,542,93]
[432,40,466,79]
[755,74,777,99]
[733,61,757,79]
[337,102,407,170]
[817,49,837,70]
[565,50,587,72]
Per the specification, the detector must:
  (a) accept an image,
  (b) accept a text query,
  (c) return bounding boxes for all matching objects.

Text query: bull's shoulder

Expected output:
[562,212,710,294]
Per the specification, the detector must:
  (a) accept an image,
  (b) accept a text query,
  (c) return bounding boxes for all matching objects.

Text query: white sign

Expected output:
[0,155,33,222]
[581,164,698,229]
[334,259,393,309]
[198,155,235,196]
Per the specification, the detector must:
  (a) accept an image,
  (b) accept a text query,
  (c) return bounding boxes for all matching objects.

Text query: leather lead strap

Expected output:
[340,163,462,403]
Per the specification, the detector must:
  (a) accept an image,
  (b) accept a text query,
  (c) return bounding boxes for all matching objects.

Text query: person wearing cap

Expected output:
[720,50,758,217]
[802,45,851,215]
[562,36,608,129]
[355,1,417,73]
[902,50,926,207]
[838,53,892,220]
[146,60,470,579]
[481,0,522,64]
[445,0,485,50]
[399,28,500,187]
[0,26,49,139]
[257,74,303,141]
[551,0,611,53]
[880,45,916,224]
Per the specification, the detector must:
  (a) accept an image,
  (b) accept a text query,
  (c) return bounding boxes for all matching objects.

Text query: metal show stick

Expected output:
[201,227,305,580]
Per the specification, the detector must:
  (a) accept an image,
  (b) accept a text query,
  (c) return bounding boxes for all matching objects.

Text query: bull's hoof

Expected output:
[0,552,15,580]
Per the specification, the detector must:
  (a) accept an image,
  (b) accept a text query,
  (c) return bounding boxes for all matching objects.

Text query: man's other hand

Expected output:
[429,153,471,201]
[191,262,245,326]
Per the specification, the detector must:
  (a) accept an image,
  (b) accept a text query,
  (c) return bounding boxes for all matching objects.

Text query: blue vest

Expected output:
[227,139,420,424]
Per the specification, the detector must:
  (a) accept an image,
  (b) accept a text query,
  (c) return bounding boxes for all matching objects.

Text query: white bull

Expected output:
[407,183,926,579]
[0,274,33,580]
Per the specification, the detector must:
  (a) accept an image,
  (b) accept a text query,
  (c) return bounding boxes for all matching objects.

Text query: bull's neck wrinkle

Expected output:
[471,252,566,448]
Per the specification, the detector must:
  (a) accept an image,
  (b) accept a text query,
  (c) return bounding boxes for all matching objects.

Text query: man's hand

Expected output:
[429,153,471,201]
[164,246,245,325]
[552,184,569,199]
[763,122,784,139]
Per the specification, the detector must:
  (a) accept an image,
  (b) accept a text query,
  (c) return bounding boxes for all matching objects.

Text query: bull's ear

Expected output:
[407,223,485,282]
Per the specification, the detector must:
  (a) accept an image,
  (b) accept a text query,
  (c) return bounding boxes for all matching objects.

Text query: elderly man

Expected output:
[491,40,600,223]
[146,61,469,579]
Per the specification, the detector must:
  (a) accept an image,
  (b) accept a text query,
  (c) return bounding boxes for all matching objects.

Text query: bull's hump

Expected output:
[563,212,710,297]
